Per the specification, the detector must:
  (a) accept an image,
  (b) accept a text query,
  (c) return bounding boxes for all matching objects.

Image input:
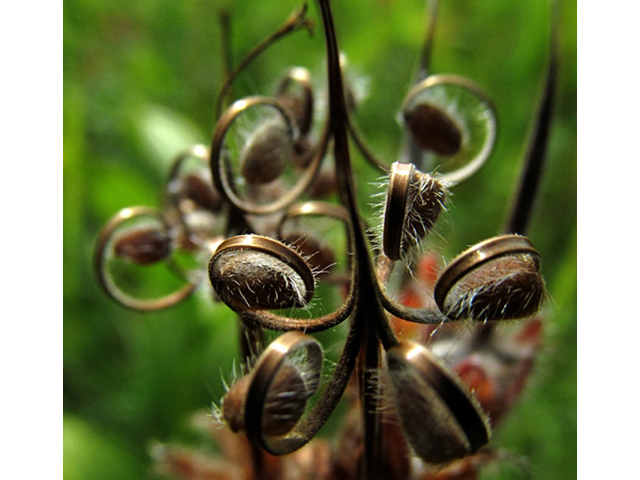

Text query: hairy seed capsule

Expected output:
[403,103,463,156]
[386,342,490,465]
[221,364,310,437]
[435,235,545,321]
[113,228,171,265]
[383,162,445,261]
[240,119,293,184]
[208,235,315,310]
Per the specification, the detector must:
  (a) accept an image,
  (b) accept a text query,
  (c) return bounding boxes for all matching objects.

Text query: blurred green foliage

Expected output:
[64,0,576,478]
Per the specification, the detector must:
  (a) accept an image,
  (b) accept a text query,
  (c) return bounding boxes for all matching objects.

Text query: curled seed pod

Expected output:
[245,332,323,446]
[281,232,336,275]
[221,364,311,436]
[386,341,490,465]
[208,235,315,310]
[95,207,197,311]
[403,103,462,156]
[113,228,172,265]
[400,75,497,185]
[434,235,545,321]
[240,118,294,184]
[383,161,446,261]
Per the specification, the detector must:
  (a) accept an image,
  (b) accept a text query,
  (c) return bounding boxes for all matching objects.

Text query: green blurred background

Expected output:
[63,0,576,478]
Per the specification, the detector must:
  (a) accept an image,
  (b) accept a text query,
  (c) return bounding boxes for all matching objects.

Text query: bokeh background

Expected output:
[64,0,576,478]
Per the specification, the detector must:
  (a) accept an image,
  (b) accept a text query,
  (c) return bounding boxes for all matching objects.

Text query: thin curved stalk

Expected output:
[214,4,314,119]
[347,114,389,173]
[416,0,440,83]
[238,295,355,333]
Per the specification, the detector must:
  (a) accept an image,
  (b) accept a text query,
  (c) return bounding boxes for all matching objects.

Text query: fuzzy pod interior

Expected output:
[442,253,545,321]
[209,248,313,310]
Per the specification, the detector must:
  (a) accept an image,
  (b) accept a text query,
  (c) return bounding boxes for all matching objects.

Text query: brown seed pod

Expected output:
[386,341,490,465]
[113,228,172,265]
[240,118,294,185]
[208,235,315,310]
[399,75,497,185]
[221,364,311,436]
[383,161,445,261]
[95,207,198,311]
[434,235,545,321]
[245,332,323,446]
[181,174,222,213]
[403,103,462,156]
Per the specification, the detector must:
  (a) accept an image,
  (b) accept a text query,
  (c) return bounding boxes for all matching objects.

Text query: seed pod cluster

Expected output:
[435,235,545,321]
[240,118,294,185]
[113,228,172,265]
[383,161,446,261]
[403,103,463,156]
[208,235,315,310]
[386,341,490,465]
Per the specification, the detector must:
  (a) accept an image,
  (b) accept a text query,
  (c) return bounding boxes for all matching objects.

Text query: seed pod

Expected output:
[113,228,172,265]
[222,332,324,447]
[208,235,315,310]
[434,235,545,321]
[181,174,222,212]
[221,364,310,436]
[386,341,490,465]
[383,162,445,261]
[403,103,463,156]
[399,75,497,185]
[240,118,294,184]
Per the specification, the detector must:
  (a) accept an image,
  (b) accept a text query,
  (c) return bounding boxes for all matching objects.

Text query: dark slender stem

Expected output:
[360,322,382,480]
[504,15,557,235]
[347,115,389,173]
[416,0,440,83]
[317,3,400,476]
[238,322,264,368]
